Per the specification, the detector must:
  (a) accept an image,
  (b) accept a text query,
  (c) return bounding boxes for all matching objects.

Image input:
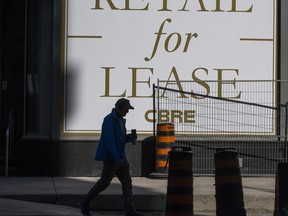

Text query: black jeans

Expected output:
[84,159,135,213]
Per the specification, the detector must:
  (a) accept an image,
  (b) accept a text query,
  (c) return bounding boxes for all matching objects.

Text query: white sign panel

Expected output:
[63,0,277,135]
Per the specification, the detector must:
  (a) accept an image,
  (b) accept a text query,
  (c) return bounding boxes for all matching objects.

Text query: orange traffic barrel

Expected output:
[165,146,193,216]
[155,123,175,174]
[214,149,246,216]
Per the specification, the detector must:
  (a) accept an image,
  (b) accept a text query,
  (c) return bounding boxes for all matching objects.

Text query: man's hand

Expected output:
[128,132,137,140]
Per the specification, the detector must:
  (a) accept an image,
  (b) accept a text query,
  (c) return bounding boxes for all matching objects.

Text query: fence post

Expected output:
[153,84,156,137]
[5,110,16,177]
[157,79,160,124]
[5,128,10,177]
[285,103,288,162]
[274,162,288,216]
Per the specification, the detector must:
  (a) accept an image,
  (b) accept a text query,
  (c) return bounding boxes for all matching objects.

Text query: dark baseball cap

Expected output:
[115,98,134,110]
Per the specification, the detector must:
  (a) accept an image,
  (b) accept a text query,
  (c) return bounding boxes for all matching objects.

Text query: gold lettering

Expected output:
[163,67,188,98]
[184,33,198,52]
[184,110,195,123]
[149,109,196,123]
[92,0,253,12]
[171,110,183,123]
[212,0,225,12]
[191,67,210,98]
[124,0,149,10]
[91,0,119,10]
[165,33,182,52]
[196,0,209,12]
[100,67,126,97]
[215,68,241,99]
[91,0,149,10]
[158,0,172,11]
[145,19,198,61]
[229,0,253,12]
[129,67,154,98]
[145,110,155,123]
[159,0,209,12]
[212,0,253,12]
[159,110,170,122]
[145,18,171,62]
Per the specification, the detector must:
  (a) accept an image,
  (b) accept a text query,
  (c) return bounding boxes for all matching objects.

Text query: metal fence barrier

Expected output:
[153,80,288,176]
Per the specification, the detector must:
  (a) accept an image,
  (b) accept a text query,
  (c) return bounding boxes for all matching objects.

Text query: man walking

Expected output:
[79,98,142,216]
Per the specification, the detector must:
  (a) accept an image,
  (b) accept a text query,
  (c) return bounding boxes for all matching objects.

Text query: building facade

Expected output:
[1,0,288,176]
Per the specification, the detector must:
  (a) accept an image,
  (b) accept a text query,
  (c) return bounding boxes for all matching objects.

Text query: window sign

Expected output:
[63,0,277,134]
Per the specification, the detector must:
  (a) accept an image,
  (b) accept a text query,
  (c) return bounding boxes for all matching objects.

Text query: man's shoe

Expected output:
[79,201,91,216]
[126,211,143,216]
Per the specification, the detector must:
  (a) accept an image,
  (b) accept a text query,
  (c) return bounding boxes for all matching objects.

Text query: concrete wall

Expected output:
[17,137,156,177]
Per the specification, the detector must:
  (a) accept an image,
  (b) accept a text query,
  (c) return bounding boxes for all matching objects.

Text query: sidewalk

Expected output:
[0,177,275,215]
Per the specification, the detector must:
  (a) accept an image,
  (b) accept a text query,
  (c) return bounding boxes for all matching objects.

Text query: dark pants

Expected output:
[84,159,135,213]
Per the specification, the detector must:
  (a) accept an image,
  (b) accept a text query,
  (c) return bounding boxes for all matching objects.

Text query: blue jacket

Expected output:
[95,108,131,161]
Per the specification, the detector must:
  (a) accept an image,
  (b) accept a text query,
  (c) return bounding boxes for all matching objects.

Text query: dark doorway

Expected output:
[0,0,25,174]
